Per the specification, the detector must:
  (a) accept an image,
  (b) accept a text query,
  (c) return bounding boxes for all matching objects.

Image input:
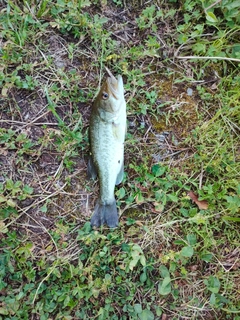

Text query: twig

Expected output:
[4,183,68,230]
[174,33,215,57]
[0,119,59,126]
[204,0,221,12]
[175,56,240,63]
[199,163,204,190]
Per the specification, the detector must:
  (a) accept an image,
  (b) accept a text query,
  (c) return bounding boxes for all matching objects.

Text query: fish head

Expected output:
[94,69,125,117]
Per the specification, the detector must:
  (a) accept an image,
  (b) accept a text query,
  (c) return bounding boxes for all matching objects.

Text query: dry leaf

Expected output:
[211,82,218,90]
[188,191,208,210]
[153,202,164,213]
[0,148,8,156]
[135,193,145,205]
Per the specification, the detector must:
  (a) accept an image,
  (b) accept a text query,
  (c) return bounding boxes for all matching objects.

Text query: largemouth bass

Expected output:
[88,68,126,228]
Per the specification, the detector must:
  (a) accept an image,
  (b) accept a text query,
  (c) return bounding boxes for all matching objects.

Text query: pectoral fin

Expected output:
[112,122,125,142]
[87,155,97,179]
[116,162,124,185]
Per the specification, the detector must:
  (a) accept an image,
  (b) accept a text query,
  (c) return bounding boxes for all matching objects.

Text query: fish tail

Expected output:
[91,199,118,228]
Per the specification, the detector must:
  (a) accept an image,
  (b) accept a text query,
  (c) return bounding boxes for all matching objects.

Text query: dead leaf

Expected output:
[188,191,208,210]
[211,82,218,90]
[0,148,8,156]
[135,193,145,204]
[153,202,164,213]
[135,220,144,227]
[189,264,198,272]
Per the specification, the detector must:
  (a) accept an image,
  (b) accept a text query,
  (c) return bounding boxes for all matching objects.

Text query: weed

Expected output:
[0,0,239,319]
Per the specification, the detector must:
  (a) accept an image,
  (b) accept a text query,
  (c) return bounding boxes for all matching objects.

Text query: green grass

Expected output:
[0,0,240,319]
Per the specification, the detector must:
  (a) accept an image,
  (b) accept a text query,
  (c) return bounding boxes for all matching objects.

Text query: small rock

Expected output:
[187,87,193,96]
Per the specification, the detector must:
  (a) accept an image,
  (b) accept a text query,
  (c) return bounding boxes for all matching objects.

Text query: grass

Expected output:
[0,0,240,319]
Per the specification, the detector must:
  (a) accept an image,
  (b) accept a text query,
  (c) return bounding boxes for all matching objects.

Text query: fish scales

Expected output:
[88,69,126,228]
[90,117,123,204]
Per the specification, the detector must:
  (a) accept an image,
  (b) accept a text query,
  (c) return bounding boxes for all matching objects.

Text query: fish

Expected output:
[88,68,126,228]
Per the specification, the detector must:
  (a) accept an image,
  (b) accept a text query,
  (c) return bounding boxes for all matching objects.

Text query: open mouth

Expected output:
[105,67,121,99]
[107,77,119,99]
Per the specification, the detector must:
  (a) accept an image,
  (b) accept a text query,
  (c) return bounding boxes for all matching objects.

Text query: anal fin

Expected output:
[115,162,124,185]
[87,155,97,180]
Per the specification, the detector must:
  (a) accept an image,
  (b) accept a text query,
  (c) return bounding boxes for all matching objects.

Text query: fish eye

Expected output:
[102,92,109,100]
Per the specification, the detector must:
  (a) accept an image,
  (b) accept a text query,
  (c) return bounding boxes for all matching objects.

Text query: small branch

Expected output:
[204,0,221,12]
[199,163,204,190]
[175,55,240,63]
[5,182,68,230]
[0,119,59,126]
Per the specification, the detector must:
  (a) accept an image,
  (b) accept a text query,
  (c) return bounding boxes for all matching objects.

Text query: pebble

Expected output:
[187,88,193,96]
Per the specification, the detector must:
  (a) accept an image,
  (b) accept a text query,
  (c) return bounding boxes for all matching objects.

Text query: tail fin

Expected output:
[91,200,119,228]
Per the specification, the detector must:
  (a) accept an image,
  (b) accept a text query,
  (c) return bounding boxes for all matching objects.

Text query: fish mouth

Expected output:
[105,67,123,99]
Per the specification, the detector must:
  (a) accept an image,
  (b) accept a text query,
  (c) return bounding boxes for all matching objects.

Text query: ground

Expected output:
[0,1,240,319]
